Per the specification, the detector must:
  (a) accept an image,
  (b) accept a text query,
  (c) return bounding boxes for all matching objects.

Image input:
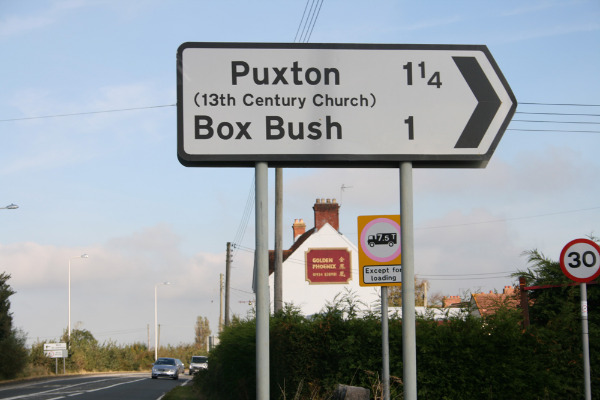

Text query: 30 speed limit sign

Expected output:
[559,238,600,283]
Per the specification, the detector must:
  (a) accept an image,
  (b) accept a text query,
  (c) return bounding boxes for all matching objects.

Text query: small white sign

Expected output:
[44,350,68,358]
[44,343,67,351]
[362,265,402,284]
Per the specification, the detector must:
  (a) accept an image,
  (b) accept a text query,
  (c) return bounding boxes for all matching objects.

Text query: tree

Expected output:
[0,272,27,380]
[514,241,600,397]
[515,245,599,327]
[388,278,429,307]
[428,291,445,307]
[195,316,211,349]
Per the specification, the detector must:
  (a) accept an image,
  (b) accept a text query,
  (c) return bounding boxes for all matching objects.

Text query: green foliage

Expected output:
[195,316,211,348]
[196,298,396,400]
[28,331,157,375]
[195,291,600,400]
[197,316,257,400]
[0,273,28,380]
[26,328,207,377]
[514,245,600,397]
[162,384,204,400]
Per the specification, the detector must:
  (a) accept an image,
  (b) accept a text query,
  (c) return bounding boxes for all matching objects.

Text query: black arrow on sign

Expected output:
[453,56,501,149]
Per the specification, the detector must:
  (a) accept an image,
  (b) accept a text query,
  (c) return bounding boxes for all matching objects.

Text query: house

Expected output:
[442,295,466,308]
[469,286,518,317]
[268,198,380,316]
[441,287,518,318]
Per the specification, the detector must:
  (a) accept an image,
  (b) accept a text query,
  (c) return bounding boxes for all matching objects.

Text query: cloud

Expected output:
[2,224,253,346]
[0,0,89,39]
[415,208,521,295]
[0,242,92,288]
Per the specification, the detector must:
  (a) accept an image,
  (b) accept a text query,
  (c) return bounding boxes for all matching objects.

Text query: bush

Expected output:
[27,331,160,375]
[0,273,28,380]
[195,300,599,400]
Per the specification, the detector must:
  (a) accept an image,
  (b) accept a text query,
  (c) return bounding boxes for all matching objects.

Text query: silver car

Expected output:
[175,358,185,374]
[151,357,179,380]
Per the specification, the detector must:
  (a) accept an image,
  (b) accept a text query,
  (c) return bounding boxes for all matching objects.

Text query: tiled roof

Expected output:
[471,291,518,317]
[269,227,315,275]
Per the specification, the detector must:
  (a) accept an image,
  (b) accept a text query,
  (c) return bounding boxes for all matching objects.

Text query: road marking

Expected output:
[1,376,146,399]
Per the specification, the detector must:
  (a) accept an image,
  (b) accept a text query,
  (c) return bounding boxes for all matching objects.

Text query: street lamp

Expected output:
[154,281,172,361]
[1,203,19,210]
[68,254,89,343]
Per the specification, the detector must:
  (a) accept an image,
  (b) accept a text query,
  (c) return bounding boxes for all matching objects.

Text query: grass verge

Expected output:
[162,384,204,400]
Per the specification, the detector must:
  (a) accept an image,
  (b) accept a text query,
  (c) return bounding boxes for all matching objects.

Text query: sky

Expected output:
[1,0,599,347]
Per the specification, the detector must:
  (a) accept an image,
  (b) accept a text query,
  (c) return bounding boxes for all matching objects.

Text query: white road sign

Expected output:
[363,265,402,285]
[44,343,67,351]
[177,43,516,168]
[44,350,68,358]
[560,238,600,283]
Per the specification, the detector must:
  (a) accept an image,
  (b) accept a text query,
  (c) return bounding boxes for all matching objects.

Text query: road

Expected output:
[0,372,192,400]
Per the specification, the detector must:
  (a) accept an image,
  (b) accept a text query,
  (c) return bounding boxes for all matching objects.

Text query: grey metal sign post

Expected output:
[177,42,516,400]
[400,162,417,399]
[559,238,600,400]
[255,161,270,400]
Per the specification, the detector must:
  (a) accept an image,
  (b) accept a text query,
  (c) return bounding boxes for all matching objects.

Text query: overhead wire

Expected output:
[293,0,311,42]
[231,179,255,260]
[230,0,325,254]
[2,98,599,129]
[418,271,516,282]
[227,1,327,314]
[519,102,600,107]
[295,0,324,43]
[305,0,325,43]
[508,101,600,134]
[0,104,175,122]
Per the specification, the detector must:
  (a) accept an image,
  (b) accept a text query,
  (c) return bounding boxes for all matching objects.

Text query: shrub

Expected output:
[195,300,599,399]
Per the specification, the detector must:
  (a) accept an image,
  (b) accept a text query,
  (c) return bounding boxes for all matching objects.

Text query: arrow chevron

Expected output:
[453,56,501,149]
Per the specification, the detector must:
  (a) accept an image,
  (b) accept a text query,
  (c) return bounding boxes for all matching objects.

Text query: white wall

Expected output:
[269,223,380,316]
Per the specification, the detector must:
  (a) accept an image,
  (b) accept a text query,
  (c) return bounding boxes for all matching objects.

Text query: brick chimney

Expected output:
[313,198,340,231]
[443,295,462,308]
[292,218,306,242]
[503,286,515,295]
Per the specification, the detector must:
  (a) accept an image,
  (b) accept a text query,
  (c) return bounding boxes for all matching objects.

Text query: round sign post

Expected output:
[559,238,600,400]
[559,238,600,283]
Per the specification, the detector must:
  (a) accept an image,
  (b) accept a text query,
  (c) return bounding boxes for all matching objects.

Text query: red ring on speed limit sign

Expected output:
[559,238,600,283]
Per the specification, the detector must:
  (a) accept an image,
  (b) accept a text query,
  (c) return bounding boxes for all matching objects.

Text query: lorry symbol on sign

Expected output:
[368,233,397,247]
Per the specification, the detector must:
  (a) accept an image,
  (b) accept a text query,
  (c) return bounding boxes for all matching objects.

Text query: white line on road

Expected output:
[1,376,147,399]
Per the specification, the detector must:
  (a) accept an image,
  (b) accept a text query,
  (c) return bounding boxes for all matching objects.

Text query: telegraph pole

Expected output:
[219,274,224,333]
[225,242,232,326]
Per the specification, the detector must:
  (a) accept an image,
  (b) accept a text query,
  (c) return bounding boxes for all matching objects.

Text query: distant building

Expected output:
[268,198,380,316]
[388,306,466,320]
[442,295,465,308]
[470,286,517,317]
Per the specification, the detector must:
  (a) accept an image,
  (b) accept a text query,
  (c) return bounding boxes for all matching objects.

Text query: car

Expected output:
[188,355,208,374]
[151,357,180,380]
[175,358,185,374]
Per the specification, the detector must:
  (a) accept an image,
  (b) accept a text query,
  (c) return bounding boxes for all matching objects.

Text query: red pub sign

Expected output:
[305,248,352,284]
